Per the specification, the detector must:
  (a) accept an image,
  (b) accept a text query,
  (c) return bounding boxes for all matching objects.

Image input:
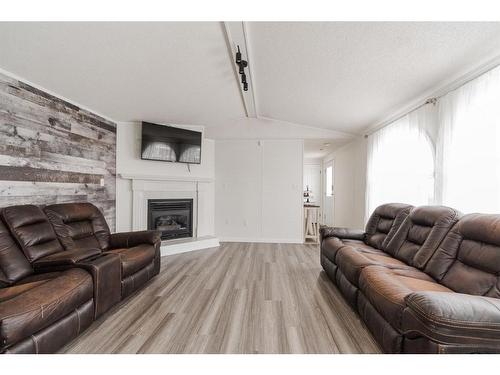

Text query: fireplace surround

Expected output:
[119,173,219,256]
[147,198,193,240]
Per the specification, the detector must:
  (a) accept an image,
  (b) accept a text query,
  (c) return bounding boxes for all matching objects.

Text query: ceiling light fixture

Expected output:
[235,45,249,92]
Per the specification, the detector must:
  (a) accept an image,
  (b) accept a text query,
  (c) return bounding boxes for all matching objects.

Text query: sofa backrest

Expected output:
[44,203,110,251]
[384,206,461,268]
[425,213,500,298]
[0,217,33,287]
[365,203,413,250]
[2,205,64,263]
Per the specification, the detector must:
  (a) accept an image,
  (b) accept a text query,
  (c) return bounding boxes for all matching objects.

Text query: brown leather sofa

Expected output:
[0,203,161,354]
[321,203,500,353]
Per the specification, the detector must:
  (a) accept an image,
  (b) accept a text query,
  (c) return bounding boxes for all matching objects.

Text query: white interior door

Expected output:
[323,161,334,226]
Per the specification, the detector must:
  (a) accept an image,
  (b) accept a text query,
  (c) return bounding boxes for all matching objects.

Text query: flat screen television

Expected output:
[141,122,202,164]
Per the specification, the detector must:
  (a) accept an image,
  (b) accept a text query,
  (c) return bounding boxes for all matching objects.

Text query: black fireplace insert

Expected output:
[147,199,193,240]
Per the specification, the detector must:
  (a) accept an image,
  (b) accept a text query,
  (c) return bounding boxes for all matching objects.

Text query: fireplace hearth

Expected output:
[147,199,193,240]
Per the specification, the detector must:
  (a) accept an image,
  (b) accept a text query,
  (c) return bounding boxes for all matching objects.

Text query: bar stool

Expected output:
[304,206,320,244]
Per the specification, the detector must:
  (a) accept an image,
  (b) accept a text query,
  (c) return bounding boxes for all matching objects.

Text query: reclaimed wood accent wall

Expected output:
[0,72,116,230]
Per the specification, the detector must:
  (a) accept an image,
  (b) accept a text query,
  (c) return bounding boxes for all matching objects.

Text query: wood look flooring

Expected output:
[61,242,381,354]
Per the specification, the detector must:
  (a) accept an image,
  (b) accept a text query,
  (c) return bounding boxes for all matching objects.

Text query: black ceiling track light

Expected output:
[235,45,249,91]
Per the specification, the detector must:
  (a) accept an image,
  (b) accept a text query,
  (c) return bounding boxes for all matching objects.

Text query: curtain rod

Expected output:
[364,58,500,138]
[364,98,437,138]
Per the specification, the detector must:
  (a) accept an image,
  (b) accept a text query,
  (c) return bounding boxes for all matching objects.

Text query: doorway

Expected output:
[303,163,322,207]
[323,160,334,226]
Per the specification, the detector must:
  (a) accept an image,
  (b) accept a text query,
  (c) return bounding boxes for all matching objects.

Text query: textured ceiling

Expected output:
[0,21,500,146]
[248,22,500,134]
[0,22,246,126]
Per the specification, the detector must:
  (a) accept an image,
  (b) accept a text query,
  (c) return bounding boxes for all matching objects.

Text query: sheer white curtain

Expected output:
[436,65,500,214]
[365,105,436,220]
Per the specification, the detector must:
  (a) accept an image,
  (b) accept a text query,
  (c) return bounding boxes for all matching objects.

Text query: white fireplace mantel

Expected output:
[119,173,214,183]
[119,172,218,256]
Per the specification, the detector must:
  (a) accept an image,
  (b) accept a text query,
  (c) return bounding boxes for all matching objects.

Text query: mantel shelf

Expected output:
[119,173,214,183]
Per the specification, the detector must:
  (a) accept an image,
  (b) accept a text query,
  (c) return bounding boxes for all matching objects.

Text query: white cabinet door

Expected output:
[261,140,303,242]
[215,139,303,242]
[215,140,262,240]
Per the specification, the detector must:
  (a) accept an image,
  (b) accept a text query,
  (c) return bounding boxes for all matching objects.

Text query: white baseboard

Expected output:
[218,237,303,244]
[160,236,220,257]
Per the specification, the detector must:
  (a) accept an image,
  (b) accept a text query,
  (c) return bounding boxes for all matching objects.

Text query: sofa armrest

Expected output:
[33,248,102,270]
[319,226,365,241]
[109,230,161,249]
[402,291,500,349]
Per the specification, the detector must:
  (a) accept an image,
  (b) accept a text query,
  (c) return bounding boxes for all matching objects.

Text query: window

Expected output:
[366,108,435,218]
[366,64,500,218]
[437,65,500,213]
[325,165,333,197]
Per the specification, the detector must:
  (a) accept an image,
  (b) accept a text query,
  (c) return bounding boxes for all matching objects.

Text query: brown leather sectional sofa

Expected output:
[0,202,161,354]
[321,203,500,354]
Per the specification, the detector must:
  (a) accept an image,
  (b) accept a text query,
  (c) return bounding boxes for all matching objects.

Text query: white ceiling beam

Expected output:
[222,21,257,118]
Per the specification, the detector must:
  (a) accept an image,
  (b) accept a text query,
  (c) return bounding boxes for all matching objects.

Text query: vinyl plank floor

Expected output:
[61,242,381,354]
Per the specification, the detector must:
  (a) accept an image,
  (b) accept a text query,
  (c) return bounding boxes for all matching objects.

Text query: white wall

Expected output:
[215,139,303,243]
[323,137,367,229]
[115,121,215,232]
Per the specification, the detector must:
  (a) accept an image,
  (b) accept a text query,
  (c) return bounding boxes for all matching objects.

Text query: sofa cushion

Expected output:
[359,266,452,330]
[0,272,61,303]
[2,205,63,262]
[0,268,93,350]
[342,240,385,254]
[0,219,33,286]
[384,206,461,268]
[364,203,413,250]
[44,203,111,251]
[321,237,385,265]
[424,213,500,298]
[321,237,348,263]
[106,244,155,277]
[336,247,411,286]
